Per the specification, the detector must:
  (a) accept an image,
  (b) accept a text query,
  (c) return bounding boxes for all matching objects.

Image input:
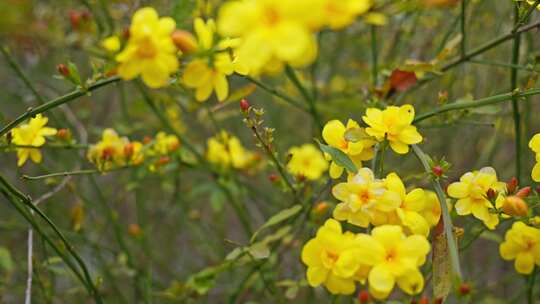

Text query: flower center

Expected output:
[264,7,280,26]
[385,249,397,262]
[136,37,158,58]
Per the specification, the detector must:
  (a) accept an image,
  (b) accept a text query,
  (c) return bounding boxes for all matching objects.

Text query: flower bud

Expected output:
[57,63,69,77]
[313,201,330,215]
[516,186,531,198]
[143,136,152,144]
[418,297,429,304]
[486,188,497,200]
[156,156,171,166]
[128,223,142,237]
[240,98,250,112]
[56,128,71,140]
[268,173,280,183]
[123,143,135,158]
[459,283,471,295]
[357,290,369,304]
[171,30,198,54]
[432,165,443,177]
[507,177,518,194]
[122,27,130,39]
[501,196,528,217]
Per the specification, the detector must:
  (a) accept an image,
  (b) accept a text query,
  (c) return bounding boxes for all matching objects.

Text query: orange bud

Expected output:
[128,224,142,237]
[423,0,459,7]
[501,196,528,217]
[240,98,250,112]
[459,283,471,295]
[122,27,130,39]
[357,290,369,303]
[516,186,531,198]
[56,128,71,140]
[143,136,152,144]
[507,177,518,194]
[171,30,198,54]
[418,296,429,304]
[156,156,171,166]
[313,201,330,215]
[123,143,135,157]
[268,174,280,183]
[57,63,69,77]
[101,147,115,160]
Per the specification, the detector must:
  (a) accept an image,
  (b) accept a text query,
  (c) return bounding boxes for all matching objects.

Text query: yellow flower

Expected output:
[217,0,317,74]
[499,222,540,274]
[355,225,430,299]
[150,132,180,155]
[527,0,540,10]
[332,168,400,227]
[11,114,57,166]
[101,35,121,52]
[116,7,178,88]
[382,173,429,237]
[420,191,443,227]
[447,167,506,229]
[312,0,372,30]
[322,119,376,178]
[87,129,130,171]
[287,144,328,180]
[362,104,423,154]
[182,18,246,102]
[528,133,540,182]
[301,219,366,295]
[206,131,255,169]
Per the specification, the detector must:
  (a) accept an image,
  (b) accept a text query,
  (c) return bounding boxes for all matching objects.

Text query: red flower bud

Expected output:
[240,98,250,112]
[57,63,69,77]
[486,188,497,199]
[418,297,429,304]
[459,283,471,295]
[516,186,531,198]
[507,177,518,194]
[268,173,279,183]
[56,128,70,140]
[432,165,443,177]
[122,27,130,39]
[433,298,443,304]
[357,290,369,304]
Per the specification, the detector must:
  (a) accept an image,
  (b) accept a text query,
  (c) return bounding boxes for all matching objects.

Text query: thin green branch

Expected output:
[0,76,121,138]
[1,47,46,105]
[242,75,307,111]
[511,4,523,183]
[412,145,462,279]
[514,0,540,32]
[284,66,323,132]
[370,25,378,86]
[529,266,537,304]
[21,167,131,180]
[469,59,540,72]
[413,88,540,123]
[460,0,467,57]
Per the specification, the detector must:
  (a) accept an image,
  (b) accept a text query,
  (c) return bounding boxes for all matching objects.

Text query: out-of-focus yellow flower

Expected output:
[310,0,372,30]
[332,168,400,227]
[101,35,121,52]
[362,105,422,154]
[499,222,540,274]
[124,141,144,165]
[527,0,540,10]
[150,132,180,155]
[381,173,429,237]
[301,219,367,294]
[206,131,255,169]
[287,144,328,180]
[363,12,388,26]
[217,0,317,74]
[497,195,529,217]
[447,167,506,229]
[528,133,540,181]
[355,225,430,299]
[11,114,57,166]
[116,7,178,88]
[87,129,130,171]
[322,119,376,178]
[182,18,246,102]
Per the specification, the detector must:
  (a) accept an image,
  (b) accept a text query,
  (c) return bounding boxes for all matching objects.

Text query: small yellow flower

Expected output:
[101,35,121,53]
[355,225,430,299]
[382,173,429,237]
[116,7,179,88]
[182,18,246,102]
[87,129,130,171]
[420,191,443,227]
[499,222,540,274]
[301,219,366,295]
[447,167,506,229]
[322,119,376,179]
[497,195,529,217]
[528,133,540,182]
[11,114,57,166]
[217,0,317,74]
[287,144,328,180]
[206,131,255,169]
[150,132,180,155]
[312,0,372,30]
[362,104,423,154]
[332,168,400,227]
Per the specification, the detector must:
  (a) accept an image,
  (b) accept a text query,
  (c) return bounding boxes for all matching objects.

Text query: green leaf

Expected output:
[343,128,371,143]
[316,140,358,174]
[0,247,13,272]
[67,62,82,86]
[250,205,302,243]
[172,0,196,27]
[248,242,270,260]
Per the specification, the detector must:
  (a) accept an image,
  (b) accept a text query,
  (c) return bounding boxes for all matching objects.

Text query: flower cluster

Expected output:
[10,114,57,167]
[302,219,430,298]
[332,168,437,236]
[206,130,256,170]
[87,129,179,171]
[529,133,540,182]
[499,222,540,274]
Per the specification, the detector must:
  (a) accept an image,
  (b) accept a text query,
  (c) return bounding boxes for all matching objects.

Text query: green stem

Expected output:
[469,59,540,72]
[0,76,120,138]
[284,66,323,132]
[1,47,46,105]
[413,88,540,123]
[0,143,88,150]
[511,4,523,183]
[412,145,462,279]
[514,0,540,32]
[528,266,537,304]
[370,26,378,86]
[242,75,307,111]
[460,0,467,57]
[0,174,102,303]
[21,167,130,180]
